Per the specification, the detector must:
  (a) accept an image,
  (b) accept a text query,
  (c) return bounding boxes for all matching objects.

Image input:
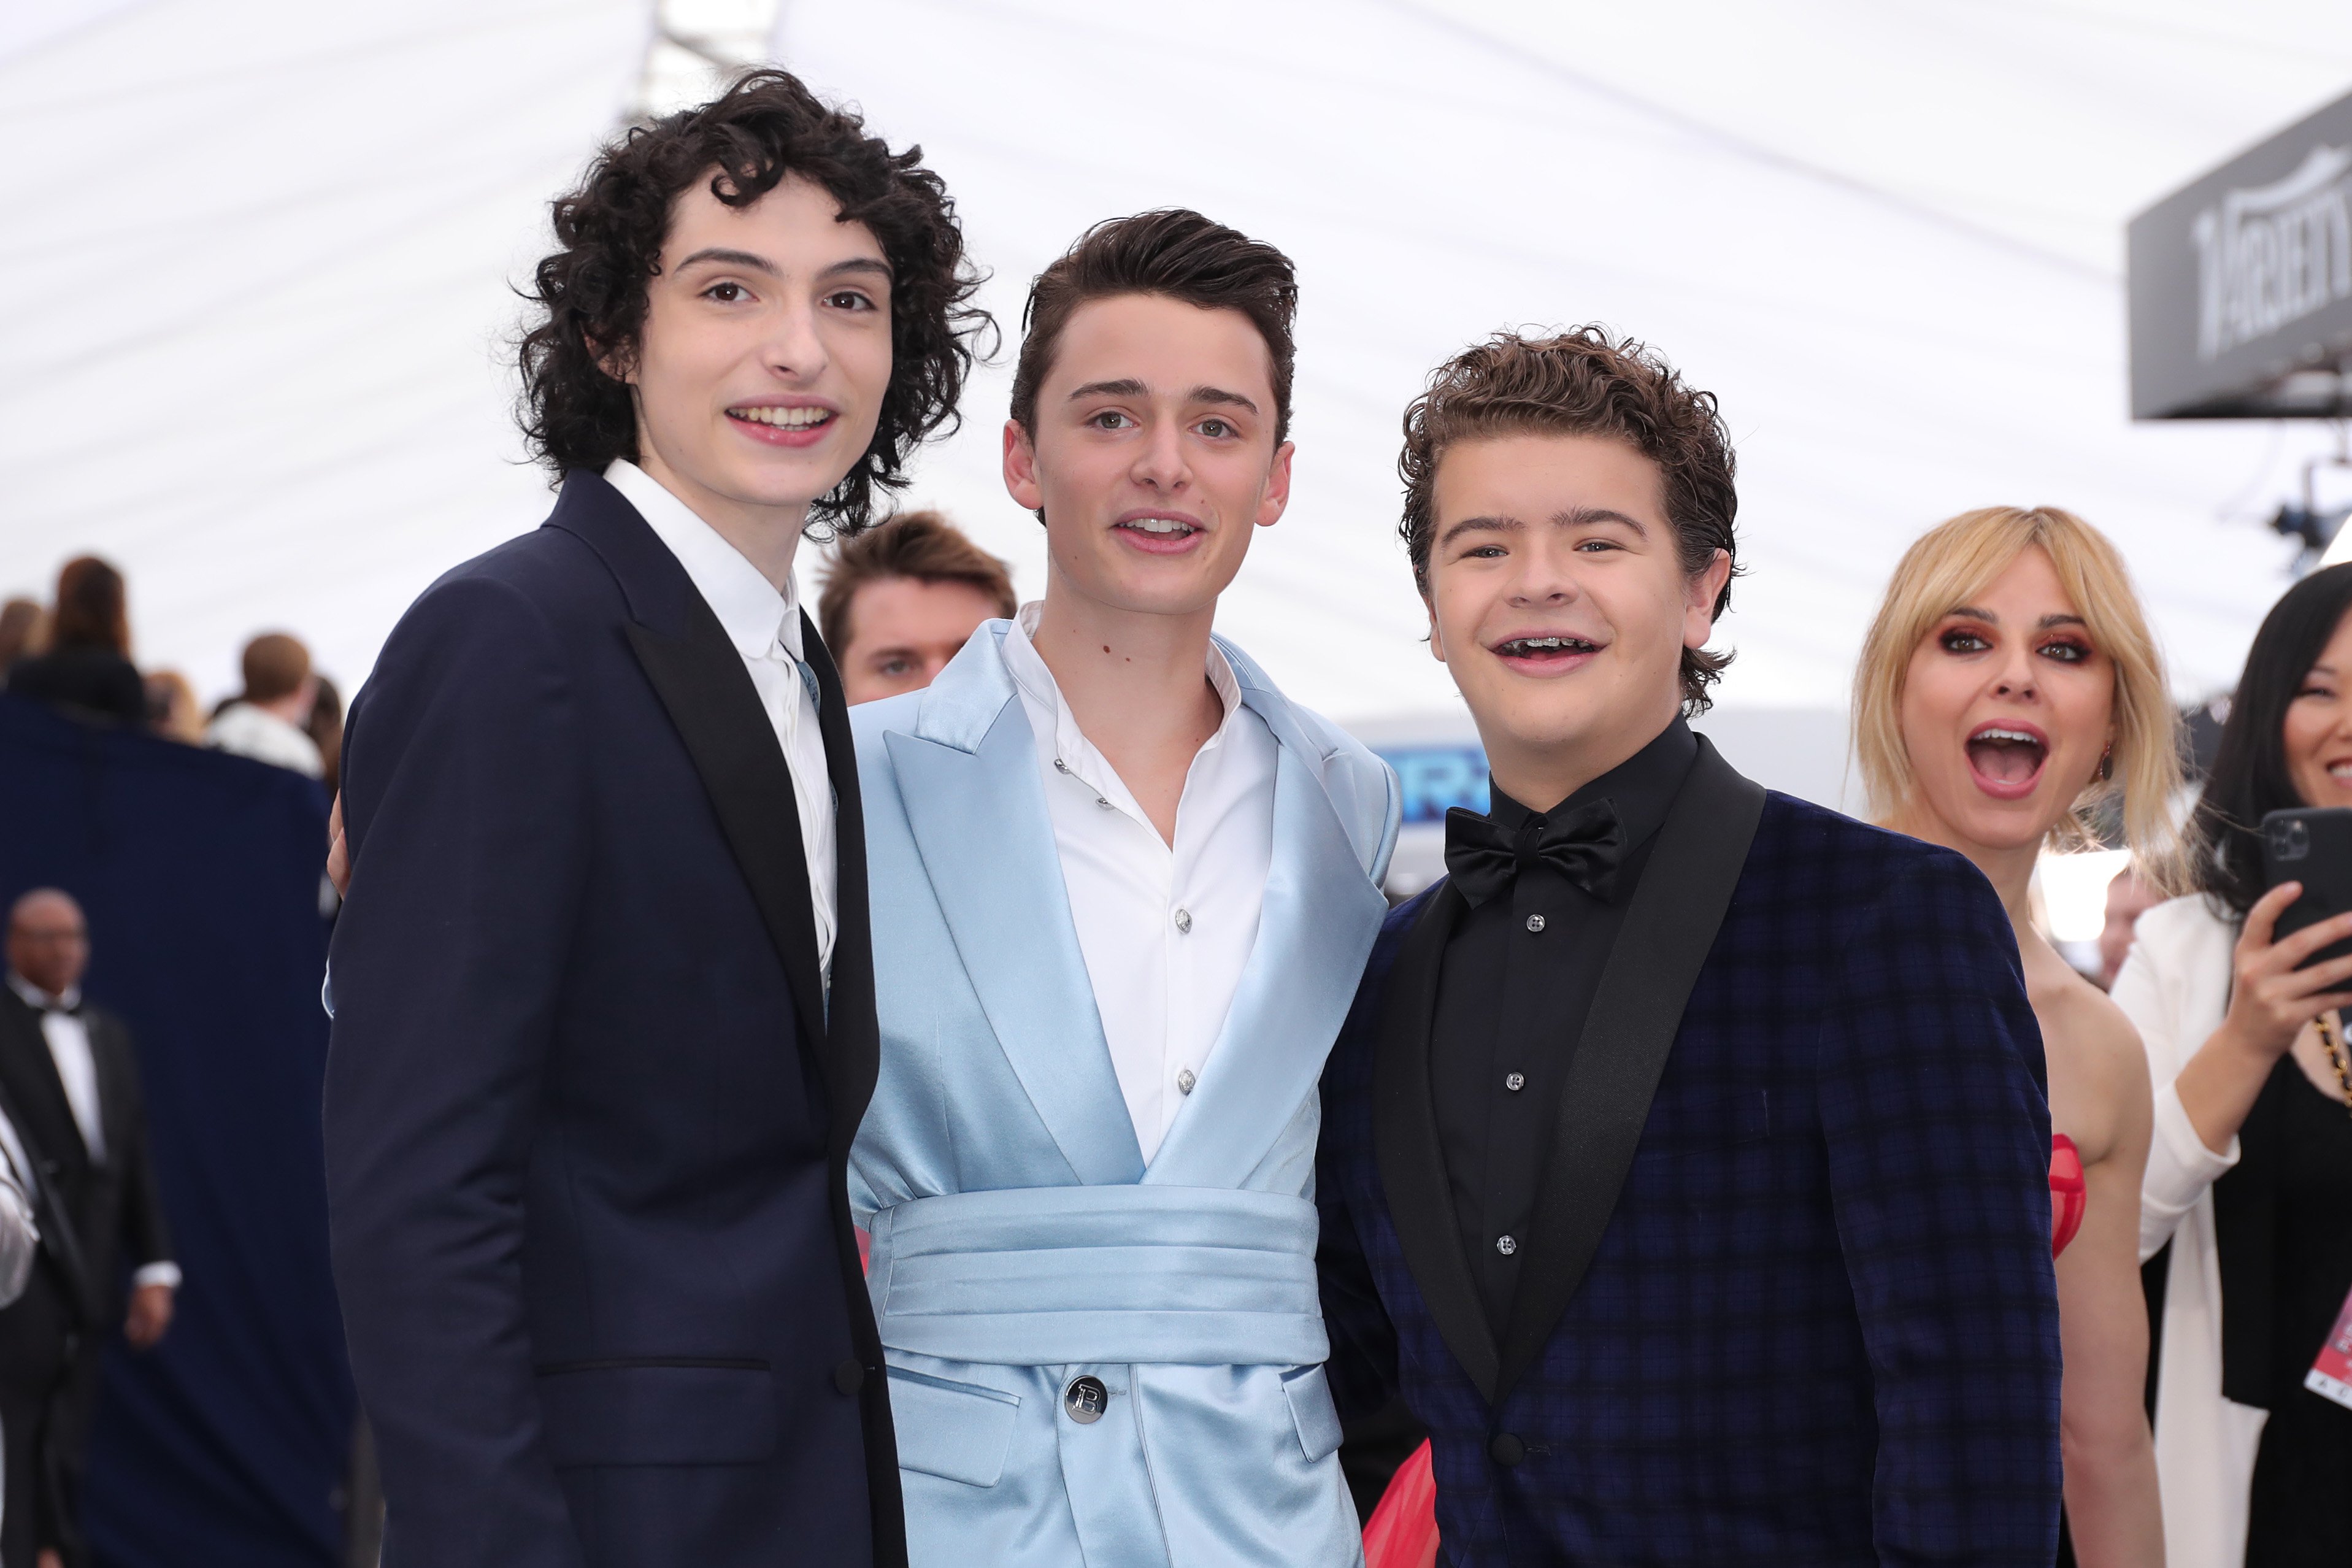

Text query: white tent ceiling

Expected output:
[6,0,2351,724]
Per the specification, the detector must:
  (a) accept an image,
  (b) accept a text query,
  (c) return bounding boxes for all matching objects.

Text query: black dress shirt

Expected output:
[1431,717,1699,1335]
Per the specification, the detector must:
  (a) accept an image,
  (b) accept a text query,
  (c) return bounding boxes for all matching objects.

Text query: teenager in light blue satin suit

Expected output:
[849,213,1398,1568]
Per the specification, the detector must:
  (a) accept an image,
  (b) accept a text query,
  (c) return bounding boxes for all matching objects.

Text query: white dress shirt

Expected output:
[5,974,179,1291]
[605,460,837,978]
[204,703,325,778]
[1001,604,1278,1162]
[8,975,104,1163]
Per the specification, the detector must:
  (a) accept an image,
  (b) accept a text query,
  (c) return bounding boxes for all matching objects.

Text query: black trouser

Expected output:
[0,1272,81,1568]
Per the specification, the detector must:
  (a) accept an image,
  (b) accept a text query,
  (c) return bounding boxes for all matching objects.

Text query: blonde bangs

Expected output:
[1852,507,2186,891]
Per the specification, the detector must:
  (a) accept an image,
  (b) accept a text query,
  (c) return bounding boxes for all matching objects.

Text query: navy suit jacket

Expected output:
[1318,740,2061,1566]
[325,471,901,1568]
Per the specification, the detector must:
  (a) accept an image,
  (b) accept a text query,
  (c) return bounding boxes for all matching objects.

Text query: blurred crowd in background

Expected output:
[1,558,342,792]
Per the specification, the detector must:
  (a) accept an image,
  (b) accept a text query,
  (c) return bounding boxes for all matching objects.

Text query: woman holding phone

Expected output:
[2114,561,2352,1568]
[1852,505,2177,1568]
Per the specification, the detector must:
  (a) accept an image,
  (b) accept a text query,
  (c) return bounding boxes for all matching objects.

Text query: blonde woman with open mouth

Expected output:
[1854,505,2177,1568]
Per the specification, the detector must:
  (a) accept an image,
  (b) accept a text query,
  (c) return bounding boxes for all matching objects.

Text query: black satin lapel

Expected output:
[797,613,906,1566]
[802,611,874,1126]
[624,613,827,1057]
[1374,884,1501,1402]
[1496,737,1766,1403]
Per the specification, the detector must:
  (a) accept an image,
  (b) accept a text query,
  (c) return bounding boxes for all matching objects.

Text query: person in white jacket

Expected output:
[2114,560,2352,1568]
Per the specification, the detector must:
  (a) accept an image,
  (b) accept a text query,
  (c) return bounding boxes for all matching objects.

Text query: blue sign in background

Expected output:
[1377,745,1490,824]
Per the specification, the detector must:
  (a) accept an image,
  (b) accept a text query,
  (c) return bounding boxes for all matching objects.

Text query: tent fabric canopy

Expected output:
[6,0,2352,724]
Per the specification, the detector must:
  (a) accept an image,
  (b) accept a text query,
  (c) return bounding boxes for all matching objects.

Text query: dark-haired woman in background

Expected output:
[2113,561,2352,1567]
[6,556,145,726]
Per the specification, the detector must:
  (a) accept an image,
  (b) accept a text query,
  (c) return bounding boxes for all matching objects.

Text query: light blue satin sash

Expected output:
[866,1185,1328,1368]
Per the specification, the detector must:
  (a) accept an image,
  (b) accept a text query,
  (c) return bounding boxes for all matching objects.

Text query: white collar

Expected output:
[604,459,804,661]
[1001,600,1245,769]
[6,973,77,1013]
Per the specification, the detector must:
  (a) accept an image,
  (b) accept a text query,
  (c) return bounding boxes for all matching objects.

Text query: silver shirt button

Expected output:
[1525,913,1546,934]
[1495,1234,1519,1257]
[1177,1068,1196,1096]
[1174,908,1193,934]
[1064,1375,1109,1424]
[1504,1072,1526,1092]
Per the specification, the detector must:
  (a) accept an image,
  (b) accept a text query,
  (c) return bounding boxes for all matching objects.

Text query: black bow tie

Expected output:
[1444,797,1628,908]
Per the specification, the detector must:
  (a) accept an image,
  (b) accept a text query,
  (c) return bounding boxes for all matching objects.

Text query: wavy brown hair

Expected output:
[1399,328,1740,713]
[517,69,991,534]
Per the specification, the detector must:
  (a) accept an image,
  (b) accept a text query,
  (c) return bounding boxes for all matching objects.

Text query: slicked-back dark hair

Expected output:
[1399,327,1740,713]
[2190,562,2352,915]
[1009,209,1298,446]
[517,69,991,534]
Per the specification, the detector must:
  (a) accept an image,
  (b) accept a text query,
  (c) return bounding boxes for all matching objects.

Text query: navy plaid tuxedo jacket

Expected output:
[1318,745,2061,1566]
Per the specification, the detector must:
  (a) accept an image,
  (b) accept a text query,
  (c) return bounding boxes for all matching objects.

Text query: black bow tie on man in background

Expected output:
[1443,796,1629,907]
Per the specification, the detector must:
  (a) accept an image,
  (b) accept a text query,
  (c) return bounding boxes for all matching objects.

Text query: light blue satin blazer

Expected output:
[849,623,1399,1568]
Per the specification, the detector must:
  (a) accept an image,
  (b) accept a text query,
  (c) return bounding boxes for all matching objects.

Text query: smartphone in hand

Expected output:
[2261,807,2352,967]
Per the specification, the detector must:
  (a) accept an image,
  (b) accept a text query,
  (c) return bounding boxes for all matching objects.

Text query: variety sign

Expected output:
[2131,89,2352,419]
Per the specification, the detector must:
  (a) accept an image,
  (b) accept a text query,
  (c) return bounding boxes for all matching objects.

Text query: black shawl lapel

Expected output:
[1374,883,1502,1402]
[801,610,877,1136]
[796,610,905,1568]
[1494,736,1766,1403]
[624,612,829,1058]
[550,471,830,1059]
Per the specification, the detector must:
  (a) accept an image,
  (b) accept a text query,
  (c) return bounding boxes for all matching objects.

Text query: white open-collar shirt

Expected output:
[1001,603,1278,1162]
[605,460,837,979]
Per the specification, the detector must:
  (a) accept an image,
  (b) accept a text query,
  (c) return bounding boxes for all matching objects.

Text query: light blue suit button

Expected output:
[1064,1375,1109,1424]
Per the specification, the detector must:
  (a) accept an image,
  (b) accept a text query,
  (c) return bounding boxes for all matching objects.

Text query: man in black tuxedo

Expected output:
[0,888,176,1568]
[1316,330,2061,1566]
[322,71,984,1568]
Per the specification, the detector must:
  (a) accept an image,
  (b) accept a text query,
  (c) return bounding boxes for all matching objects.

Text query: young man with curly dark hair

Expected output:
[1316,329,2063,1566]
[321,70,985,1568]
[845,209,1397,1566]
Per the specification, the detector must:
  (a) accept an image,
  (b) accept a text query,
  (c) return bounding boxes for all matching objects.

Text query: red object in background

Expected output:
[1363,1439,1440,1568]
[2049,1134,2085,1259]
[858,1226,871,1272]
[1364,1134,2097,1560]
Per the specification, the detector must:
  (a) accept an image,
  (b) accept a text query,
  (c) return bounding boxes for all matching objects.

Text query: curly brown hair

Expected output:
[517,69,991,534]
[1399,328,1740,712]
